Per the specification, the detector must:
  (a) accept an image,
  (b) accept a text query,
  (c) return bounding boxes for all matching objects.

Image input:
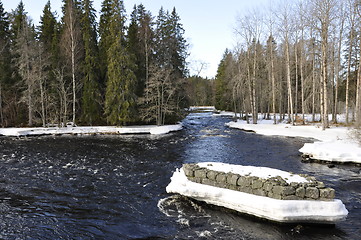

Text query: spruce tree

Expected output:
[0,0,11,126]
[39,1,57,53]
[140,7,188,124]
[38,0,58,125]
[98,0,113,86]
[80,0,102,125]
[8,0,28,125]
[127,4,153,99]
[215,50,232,110]
[104,0,136,125]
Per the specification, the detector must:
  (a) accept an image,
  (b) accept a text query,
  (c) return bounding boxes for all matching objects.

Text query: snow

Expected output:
[225,118,361,164]
[0,124,182,137]
[189,106,216,112]
[166,167,348,224]
[197,162,309,184]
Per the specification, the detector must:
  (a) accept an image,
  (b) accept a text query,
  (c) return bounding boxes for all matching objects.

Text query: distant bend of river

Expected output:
[0,112,360,239]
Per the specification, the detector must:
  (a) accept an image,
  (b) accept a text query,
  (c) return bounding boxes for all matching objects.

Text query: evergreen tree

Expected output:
[0,0,11,126]
[98,0,113,86]
[80,0,102,125]
[8,0,29,126]
[127,4,153,98]
[104,0,137,125]
[215,49,233,110]
[10,0,26,42]
[140,7,188,124]
[38,1,57,53]
[168,7,188,78]
[38,0,58,125]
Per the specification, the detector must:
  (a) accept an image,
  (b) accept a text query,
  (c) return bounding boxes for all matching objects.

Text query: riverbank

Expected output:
[223,113,361,164]
[0,124,182,137]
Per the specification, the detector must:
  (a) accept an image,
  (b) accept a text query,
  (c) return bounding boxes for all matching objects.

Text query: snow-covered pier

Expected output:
[0,124,182,137]
[166,162,348,224]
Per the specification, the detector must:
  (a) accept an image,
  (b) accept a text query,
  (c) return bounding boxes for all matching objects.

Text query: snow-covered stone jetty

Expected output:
[0,124,182,137]
[166,162,348,224]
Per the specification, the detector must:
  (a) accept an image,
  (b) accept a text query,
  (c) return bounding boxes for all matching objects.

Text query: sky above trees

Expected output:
[3,0,269,78]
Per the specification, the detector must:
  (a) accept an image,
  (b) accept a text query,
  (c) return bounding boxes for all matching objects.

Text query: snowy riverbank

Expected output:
[223,114,361,164]
[0,124,183,137]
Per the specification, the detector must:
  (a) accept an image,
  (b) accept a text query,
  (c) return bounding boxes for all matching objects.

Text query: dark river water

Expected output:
[0,112,360,239]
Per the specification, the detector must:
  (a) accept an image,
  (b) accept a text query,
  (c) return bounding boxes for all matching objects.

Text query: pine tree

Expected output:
[80,0,102,125]
[104,0,137,125]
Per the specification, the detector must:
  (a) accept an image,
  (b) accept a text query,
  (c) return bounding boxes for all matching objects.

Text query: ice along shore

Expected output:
[224,114,361,164]
[0,124,182,137]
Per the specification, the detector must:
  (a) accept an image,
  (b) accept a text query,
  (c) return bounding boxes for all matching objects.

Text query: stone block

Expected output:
[295,187,306,199]
[183,164,195,177]
[206,170,218,180]
[202,178,215,187]
[226,173,239,186]
[272,186,284,196]
[238,186,252,194]
[319,188,335,200]
[317,181,326,189]
[194,168,207,178]
[251,178,264,189]
[237,176,251,186]
[283,186,296,196]
[229,184,238,191]
[216,173,227,183]
[189,177,202,183]
[268,191,282,200]
[252,188,267,197]
[263,182,273,193]
[305,187,319,199]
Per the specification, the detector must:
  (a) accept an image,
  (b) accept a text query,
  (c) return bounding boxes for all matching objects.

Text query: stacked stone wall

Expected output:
[183,163,335,201]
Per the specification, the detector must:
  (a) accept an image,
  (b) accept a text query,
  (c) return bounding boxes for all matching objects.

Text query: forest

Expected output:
[0,0,191,127]
[214,0,361,130]
[2,0,360,130]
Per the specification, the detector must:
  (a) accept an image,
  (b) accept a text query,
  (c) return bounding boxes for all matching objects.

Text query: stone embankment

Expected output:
[183,163,335,201]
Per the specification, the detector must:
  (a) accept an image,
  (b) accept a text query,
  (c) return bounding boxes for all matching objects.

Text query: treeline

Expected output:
[0,0,188,127]
[215,0,361,129]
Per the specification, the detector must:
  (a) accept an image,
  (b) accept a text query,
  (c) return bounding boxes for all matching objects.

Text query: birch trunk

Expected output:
[285,38,294,125]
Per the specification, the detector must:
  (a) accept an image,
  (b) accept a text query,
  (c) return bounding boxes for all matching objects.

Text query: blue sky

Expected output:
[3,0,269,78]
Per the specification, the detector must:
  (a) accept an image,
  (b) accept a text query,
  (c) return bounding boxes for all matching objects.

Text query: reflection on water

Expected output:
[0,112,359,239]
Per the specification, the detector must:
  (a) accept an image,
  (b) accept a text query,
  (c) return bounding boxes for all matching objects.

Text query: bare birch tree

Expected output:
[61,0,83,125]
[277,1,295,125]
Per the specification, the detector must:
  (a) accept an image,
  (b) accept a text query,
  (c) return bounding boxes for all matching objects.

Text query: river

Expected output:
[0,112,360,239]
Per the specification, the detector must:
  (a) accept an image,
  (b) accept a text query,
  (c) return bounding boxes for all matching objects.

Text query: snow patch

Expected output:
[197,162,309,184]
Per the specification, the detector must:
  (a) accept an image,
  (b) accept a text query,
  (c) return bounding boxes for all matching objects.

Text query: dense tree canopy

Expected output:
[0,0,190,127]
